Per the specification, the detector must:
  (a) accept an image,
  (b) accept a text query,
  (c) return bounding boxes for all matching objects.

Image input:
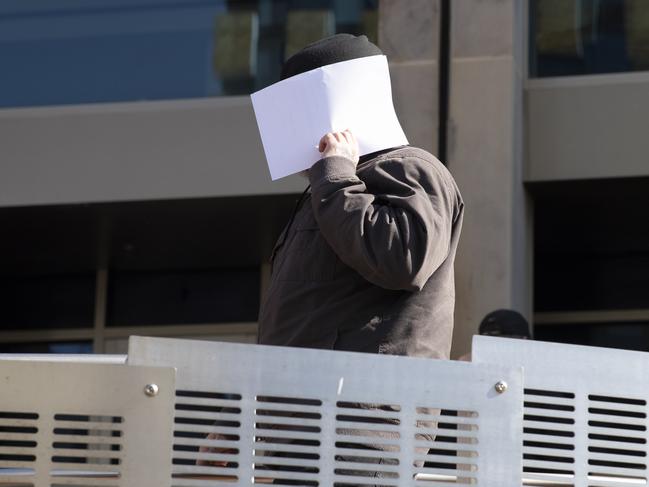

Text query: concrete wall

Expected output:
[0,97,305,207]
[379,0,439,155]
[0,6,444,210]
[378,0,533,358]
[0,0,440,209]
[447,0,532,357]
[526,73,649,181]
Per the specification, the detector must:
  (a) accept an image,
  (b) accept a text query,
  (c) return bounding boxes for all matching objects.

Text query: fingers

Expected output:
[319,131,355,149]
[318,130,359,164]
[341,129,355,145]
[319,133,337,153]
[342,129,359,160]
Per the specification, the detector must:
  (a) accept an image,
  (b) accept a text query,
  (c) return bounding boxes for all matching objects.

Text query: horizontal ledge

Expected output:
[0,96,252,119]
[0,322,258,343]
[103,322,258,338]
[526,70,649,90]
[534,309,649,326]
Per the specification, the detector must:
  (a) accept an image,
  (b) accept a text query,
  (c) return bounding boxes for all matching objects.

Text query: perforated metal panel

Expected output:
[473,335,649,487]
[128,336,523,486]
[0,360,175,487]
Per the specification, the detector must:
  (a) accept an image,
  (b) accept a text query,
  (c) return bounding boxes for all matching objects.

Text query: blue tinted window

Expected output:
[0,341,93,353]
[530,0,649,77]
[0,0,378,108]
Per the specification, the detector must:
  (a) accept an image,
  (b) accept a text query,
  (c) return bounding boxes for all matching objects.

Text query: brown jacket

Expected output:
[258,146,464,360]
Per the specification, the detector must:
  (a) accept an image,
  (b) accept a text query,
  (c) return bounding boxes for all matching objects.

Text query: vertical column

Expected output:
[257,261,271,342]
[446,0,531,357]
[379,0,440,154]
[93,215,110,353]
[93,268,108,353]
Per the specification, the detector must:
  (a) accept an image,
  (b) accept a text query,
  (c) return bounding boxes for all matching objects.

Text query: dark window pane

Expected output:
[533,178,649,312]
[0,341,93,353]
[0,0,378,108]
[107,268,260,326]
[530,0,649,77]
[535,322,649,353]
[535,254,649,312]
[0,274,96,330]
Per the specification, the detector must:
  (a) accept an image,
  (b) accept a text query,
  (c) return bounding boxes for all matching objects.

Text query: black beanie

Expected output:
[478,309,531,339]
[281,33,383,80]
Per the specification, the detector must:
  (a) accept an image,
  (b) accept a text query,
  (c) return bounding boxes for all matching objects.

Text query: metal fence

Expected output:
[6,334,649,486]
[0,360,175,487]
[473,335,649,487]
[127,336,524,487]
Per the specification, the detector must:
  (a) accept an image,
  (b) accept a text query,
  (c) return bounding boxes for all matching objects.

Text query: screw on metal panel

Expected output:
[494,381,508,394]
[144,384,159,397]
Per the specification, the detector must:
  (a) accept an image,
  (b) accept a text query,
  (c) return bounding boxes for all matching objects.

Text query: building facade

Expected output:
[1,0,648,356]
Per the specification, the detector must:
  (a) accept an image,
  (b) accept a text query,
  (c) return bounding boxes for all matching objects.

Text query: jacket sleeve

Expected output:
[308,154,456,292]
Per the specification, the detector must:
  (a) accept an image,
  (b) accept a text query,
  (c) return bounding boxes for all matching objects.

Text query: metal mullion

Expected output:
[92,268,109,354]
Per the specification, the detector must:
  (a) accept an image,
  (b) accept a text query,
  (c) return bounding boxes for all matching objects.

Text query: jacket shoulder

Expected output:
[370,147,462,199]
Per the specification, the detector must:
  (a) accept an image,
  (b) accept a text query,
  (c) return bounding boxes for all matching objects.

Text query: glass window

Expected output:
[530,0,649,77]
[0,273,96,330]
[533,178,649,313]
[0,341,93,353]
[106,268,260,326]
[0,0,378,108]
[535,322,649,352]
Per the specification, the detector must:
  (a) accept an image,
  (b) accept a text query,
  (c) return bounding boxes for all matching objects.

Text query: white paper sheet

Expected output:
[251,55,408,180]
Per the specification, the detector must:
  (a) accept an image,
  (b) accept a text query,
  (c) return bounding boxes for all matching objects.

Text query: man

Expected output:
[479,309,531,339]
[258,34,464,362]
[459,309,531,361]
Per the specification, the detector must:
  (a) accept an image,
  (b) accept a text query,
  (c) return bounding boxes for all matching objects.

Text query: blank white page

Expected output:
[251,55,408,180]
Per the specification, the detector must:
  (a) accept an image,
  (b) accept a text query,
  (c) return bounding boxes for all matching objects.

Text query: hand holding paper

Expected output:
[318,129,359,164]
[251,55,408,180]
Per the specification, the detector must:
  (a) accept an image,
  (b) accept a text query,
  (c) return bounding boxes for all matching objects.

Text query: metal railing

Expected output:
[0,359,174,486]
[473,335,649,487]
[127,336,523,487]
[15,335,645,486]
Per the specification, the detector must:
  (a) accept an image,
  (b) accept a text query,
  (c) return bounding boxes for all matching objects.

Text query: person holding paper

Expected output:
[257,34,464,362]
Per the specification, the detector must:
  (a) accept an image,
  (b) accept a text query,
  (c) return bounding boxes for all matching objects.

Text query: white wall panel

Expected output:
[526,73,649,182]
[0,97,305,207]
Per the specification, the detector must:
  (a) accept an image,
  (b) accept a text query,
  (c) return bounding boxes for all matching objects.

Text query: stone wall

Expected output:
[447,0,531,357]
[379,0,440,154]
[379,0,532,357]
